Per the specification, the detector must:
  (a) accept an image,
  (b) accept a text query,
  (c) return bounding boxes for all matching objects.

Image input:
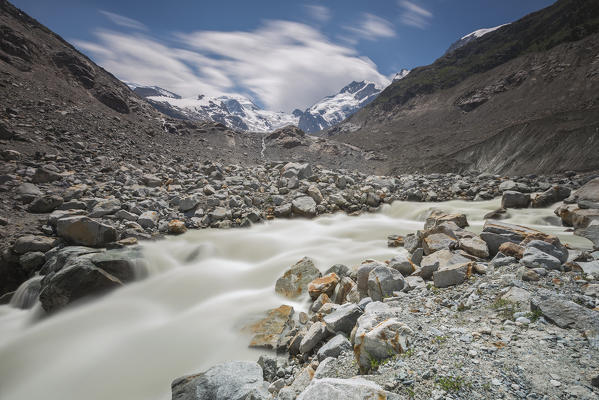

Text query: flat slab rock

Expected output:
[245,304,294,349]
[171,361,270,400]
[275,257,321,298]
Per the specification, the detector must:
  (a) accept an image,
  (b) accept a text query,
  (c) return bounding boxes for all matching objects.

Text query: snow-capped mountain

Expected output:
[392,69,410,82]
[295,81,383,133]
[446,24,510,54]
[129,72,409,133]
[132,87,298,132]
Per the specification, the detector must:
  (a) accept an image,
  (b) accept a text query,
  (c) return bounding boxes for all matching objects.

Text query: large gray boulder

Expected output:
[433,262,473,288]
[57,216,117,247]
[317,334,352,361]
[422,233,457,255]
[352,302,413,373]
[525,240,568,264]
[297,377,400,400]
[275,257,321,298]
[28,194,64,213]
[138,211,159,229]
[299,322,327,354]
[418,250,469,280]
[575,221,599,250]
[13,235,59,254]
[89,198,121,217]
[531,185,571,208]
[501,191,530,209]
[356,260,386,296]
[323,303,362,335]
[292,196,317,218]
[367,266,405,301]
[171,361,270,400]
[521,247,562,270]
[39,255,123,312]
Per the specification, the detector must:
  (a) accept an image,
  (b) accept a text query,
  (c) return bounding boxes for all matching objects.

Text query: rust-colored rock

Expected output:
[168,219,187,235]
[246,304,294,349]
[308,272,339,300]
[498,242,525,259]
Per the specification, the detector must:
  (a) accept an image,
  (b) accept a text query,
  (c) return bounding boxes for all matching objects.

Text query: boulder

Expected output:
[424,210,468,230]
[297,377,399,400]
[422,233,457,255]
[323,303,362,335]
[531,185,571,208]
[299,322,327,354]
[57,216,117,247]
[575,221,599,249]
[168,220,187,235]
[353,302,412,373]
[90,249,145,283]
[28,194,64,213]
[388,253,416,276]
[16,183,42,203]
[281,162,312,180]
[498,242,525,259]
[32,168,62,184]
[432,262,473,288]
[179,196,200,212]
[19,251,46,272]
[521,247,562,270]
[525,240,568,264]
[138,211,159,229]
[501,191,530,209]
[367,266,405,301]
[88,198,121,217]
[292,196,317,218]
[275,257,321,298]
[316,334,352,361]
[142,174,162,187]
[331,276,355,304]
[39,257,123,312]
[356,260,386,296]
[171,361,270,400]
[13,235,59,254]
[247,304,294,349]
[418,250,470,280]
[459,236,489,258]
[403,233,421,253]
[308,273,339,300]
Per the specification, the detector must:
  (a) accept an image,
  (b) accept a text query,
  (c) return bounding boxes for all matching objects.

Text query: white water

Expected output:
[0,199,591,400]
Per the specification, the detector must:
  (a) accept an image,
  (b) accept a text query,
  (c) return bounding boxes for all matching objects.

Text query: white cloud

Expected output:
[398,1,433,29]
[305,4,331,23]
[99,10,147,31]
[75,20,389,112]
[344,13,396,41]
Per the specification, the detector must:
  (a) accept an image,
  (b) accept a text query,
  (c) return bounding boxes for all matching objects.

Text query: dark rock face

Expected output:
[328,0,599,175]
[52,51,95,88]
[95,88,130,114]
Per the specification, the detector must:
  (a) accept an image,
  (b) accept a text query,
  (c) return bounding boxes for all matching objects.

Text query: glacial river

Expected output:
[0,199,591,400]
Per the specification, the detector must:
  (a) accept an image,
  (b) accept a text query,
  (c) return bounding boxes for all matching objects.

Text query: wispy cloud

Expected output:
[398,1,433,29]
[99,10,147,31]
[305,4,331,23]
[344,13,396,41]
[75,21,389,112]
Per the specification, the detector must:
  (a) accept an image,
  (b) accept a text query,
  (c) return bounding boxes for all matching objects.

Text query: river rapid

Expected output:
[0,199,591,400]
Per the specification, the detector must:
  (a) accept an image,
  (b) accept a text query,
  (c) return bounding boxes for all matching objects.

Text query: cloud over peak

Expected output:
[75,19,389,112]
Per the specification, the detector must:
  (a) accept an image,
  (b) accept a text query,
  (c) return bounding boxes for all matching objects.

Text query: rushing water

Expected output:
[0,199,591,400]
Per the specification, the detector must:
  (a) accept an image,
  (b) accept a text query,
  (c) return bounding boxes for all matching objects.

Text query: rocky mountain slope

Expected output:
[328,0,599,175]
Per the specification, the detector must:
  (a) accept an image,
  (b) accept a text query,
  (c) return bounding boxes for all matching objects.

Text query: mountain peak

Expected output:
[392,69,410,82]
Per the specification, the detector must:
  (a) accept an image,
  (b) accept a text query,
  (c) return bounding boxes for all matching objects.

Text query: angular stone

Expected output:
[19,251,46,272]
[323,303,362,335]
[168,219,187,235]
[501,191,530,209]
[353,302,412,373]
[459,236,489,258]
[525,240,568,264]
[90,249,145,283]
[388,253,416,276]
[316,334,352,361]
[311,293,330,312]
[247,305,294,349]
[424,210,468,230]
[403,233,421,253]
[498,242,525,259]
[331,276,355,304]
[138,211,159,229]
[179,196,200,212]
[57,216,118,247]
[501,287,532,310]
[299,322,327,354]
[171,361,270,400]
[367,266,405,301]
[28,194,64,213]
[356,260,386,296]
[89,198,121,217]
[13,235,59,254]
[423,233,457,255]
[575,221,599,250]
[308,273,339,300]
[142,174,161,187]
[531,185,571,208]
[521,247,562,270]
[275,257,321,299]
[292,196,317,218]
[32,168,62,184]
[297,377,399,400]
[418,250,470,280]
[432,262,473,288]
[39,258,123,312]
[16,182,42,202]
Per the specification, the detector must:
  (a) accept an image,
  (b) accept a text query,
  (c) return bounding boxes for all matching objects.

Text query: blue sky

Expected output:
[13,0,555,111]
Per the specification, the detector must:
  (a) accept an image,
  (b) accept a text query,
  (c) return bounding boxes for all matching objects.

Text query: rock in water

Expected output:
[246,304,294,349]
[501,191,530,209]
[171,361,270,400]
[275,257,321,298]
[56,216,117,247]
